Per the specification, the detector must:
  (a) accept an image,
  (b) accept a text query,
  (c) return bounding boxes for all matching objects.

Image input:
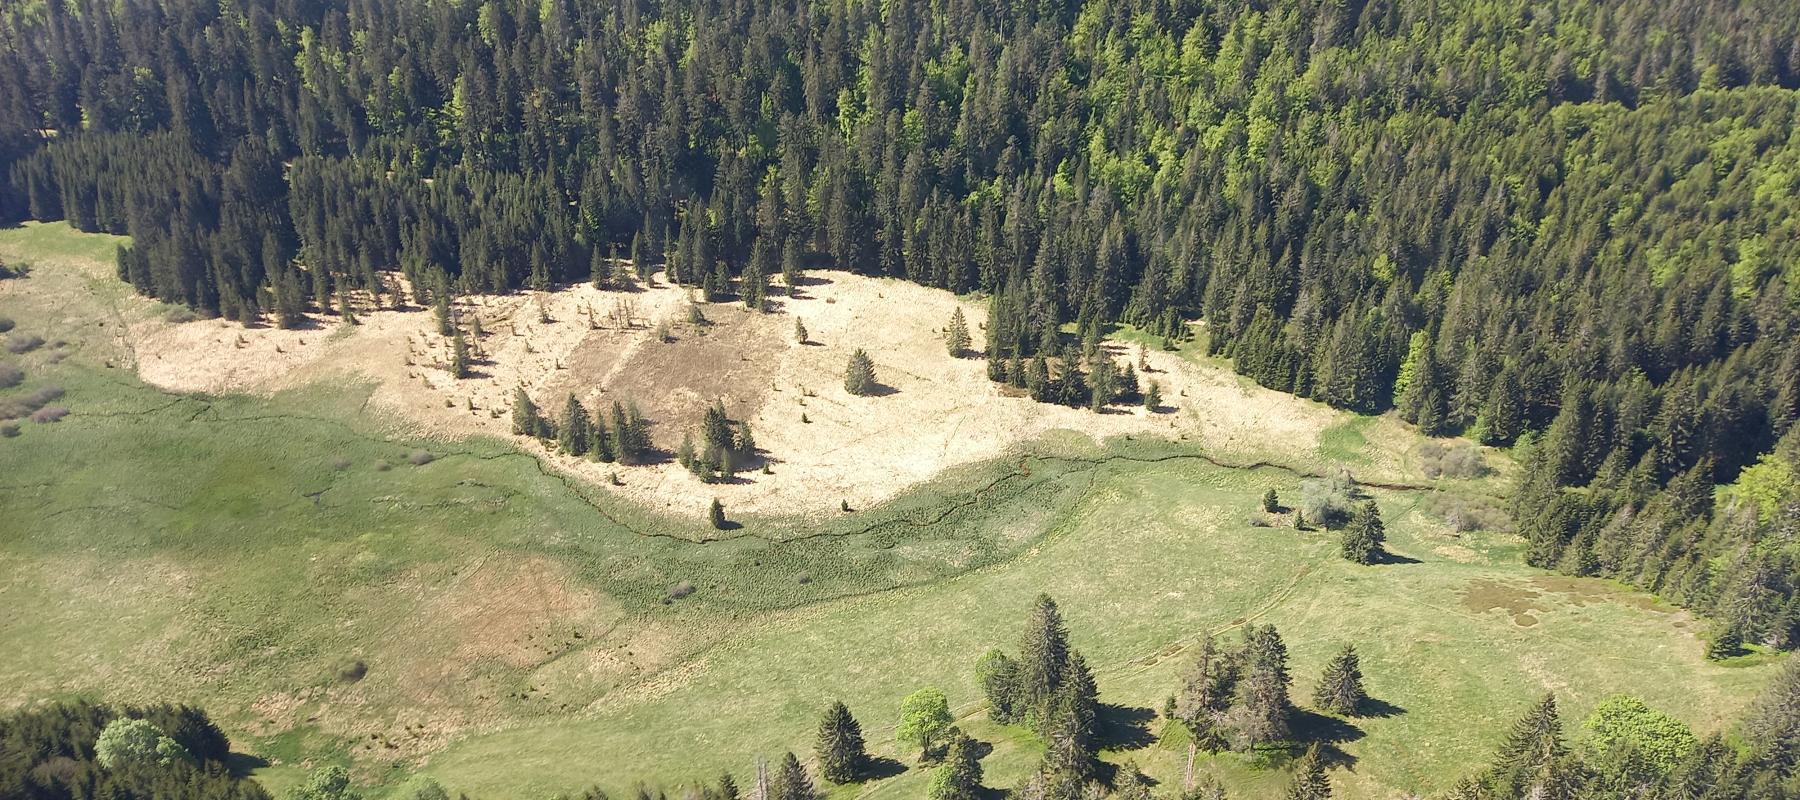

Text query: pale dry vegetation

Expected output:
[120,268,1370,517]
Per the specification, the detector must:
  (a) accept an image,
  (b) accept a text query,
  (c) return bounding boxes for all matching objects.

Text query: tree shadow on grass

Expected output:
[1374,550,1423,565]
[857,382,899,397]
[1096,703,1158,751]
[224,752,269,778]
[862,756,907,780]
[1356,697,1406,718]
[1287,709,1365,770]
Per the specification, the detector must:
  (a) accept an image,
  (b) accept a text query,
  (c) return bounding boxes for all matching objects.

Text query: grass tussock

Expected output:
[0,363,22,389]
[0,386,64,420]
[29,406,69,424]
[6,334,44,354]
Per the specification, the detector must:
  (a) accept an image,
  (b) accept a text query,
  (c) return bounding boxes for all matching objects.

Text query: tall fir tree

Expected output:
[1312,645,1367,715]
[1282,744,1331,800]
[814,701,868,784]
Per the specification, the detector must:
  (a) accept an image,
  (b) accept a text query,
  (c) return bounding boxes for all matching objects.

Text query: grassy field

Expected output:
[0,222,1783,799]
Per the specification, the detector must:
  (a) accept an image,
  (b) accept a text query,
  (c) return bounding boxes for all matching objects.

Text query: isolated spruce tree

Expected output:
[1088,358,1117,411]
[1230,625,1293,750]
[743,254,767,311]
[587,408,614,462]
[771,752,819,800]
[609,401,634,462]
[434,289,453,336]
[630,233,650,284]
[1341,501,1386,565]
[845,349,877,395]
[1113,762,1153,800]
[1040,654,1099,782]
[1175,634,1238,753]
[678,432,698,471]
[1312,645,1367,715]
[1144,380,1162,412]
[1486,694,1575,798]
[814,701,868,784]
[709,498,726,529]
[976,649,1024,724]
[781,235,804,292]
[511,388,542,437]
[1263,489,1280,513]
[928,729,983,800]
[1283,744,1331,800]
[559,394,591,456]
[450,328,471,378]
[946,308,971,357]
[590,246,609,289]
[1019,595,1071,719]
[794,317,809,345]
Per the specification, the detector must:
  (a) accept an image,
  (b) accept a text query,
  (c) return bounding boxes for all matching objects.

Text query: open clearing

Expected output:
[0,222,1782,799]
[104,224,1380,517]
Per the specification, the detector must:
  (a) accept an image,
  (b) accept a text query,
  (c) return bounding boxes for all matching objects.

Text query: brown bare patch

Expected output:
[1528,576,1669,612]
[1462,578,1549,627]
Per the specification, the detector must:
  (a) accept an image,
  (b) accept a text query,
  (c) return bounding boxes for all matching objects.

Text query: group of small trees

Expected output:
[1173,626,1296,755]
[987,343,1143,413]
[678,400,758,482]
[976,595,1103,796]
[513,390,652,465]
[1174,628,1372,753]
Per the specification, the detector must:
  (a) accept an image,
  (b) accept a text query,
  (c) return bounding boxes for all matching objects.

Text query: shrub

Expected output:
[0,423,17,438]
[1419,441,1489,479]
[163,305,199,323]
[668,580,696,600]
[30,406,69,423]
[0,317,13,332]
[337,659,369,683]
[0,363,21,388]
[6,334,44,354]
[408,450,434,465]
[1299,476,1356,528]
[331,456,352,470]
[374,460,392,471]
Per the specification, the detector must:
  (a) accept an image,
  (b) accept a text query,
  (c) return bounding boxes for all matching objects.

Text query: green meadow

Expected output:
[0,223,1781,799]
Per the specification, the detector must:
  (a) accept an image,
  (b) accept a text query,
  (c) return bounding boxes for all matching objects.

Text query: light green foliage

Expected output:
[1582,695,1697,776]
[896,687,953,758]
[287,765,361,800]
[94,718,190,770]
